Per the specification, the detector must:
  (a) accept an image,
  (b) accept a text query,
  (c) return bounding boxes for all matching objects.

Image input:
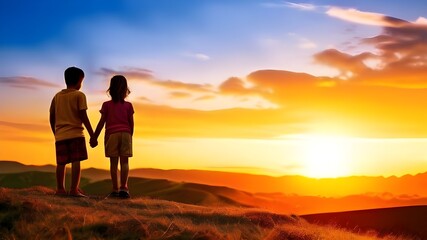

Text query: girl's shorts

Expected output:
[105,132,133,158]
[55,137,88,165]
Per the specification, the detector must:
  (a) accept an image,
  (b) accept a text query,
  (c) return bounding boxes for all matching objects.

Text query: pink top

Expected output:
[100,100,134,139]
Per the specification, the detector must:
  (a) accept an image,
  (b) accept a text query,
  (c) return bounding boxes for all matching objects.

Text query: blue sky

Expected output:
[2,0,426,88]
[0,1,385,85]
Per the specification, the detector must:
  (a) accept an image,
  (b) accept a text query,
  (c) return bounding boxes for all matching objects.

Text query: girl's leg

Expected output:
[70,161,81,193]
[119,156,129,190]
[110,157,119,192]
[56,164,66,193]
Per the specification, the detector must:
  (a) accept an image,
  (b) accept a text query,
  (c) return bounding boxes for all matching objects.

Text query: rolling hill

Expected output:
[0,187,411,240]
[1,170,427,214]
[2,160,427,198]
[302,205,427,239]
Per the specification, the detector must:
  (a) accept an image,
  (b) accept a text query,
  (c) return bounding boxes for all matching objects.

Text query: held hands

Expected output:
[90,137,98,148]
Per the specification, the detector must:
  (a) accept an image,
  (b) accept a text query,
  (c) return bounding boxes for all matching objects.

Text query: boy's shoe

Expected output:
[119,189,131,199]
[69,188,88,198]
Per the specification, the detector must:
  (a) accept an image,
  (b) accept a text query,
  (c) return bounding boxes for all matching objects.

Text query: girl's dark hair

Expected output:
[107,75,130,102]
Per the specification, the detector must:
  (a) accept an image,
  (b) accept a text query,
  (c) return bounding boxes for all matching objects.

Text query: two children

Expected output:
[50,67,133,198]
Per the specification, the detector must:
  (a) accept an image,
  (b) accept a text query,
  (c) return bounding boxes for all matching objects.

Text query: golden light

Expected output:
[301,135,351,178]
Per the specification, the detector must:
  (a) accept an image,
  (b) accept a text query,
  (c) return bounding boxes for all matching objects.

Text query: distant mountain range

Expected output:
[2,160,427,197]
[1,160,427,214]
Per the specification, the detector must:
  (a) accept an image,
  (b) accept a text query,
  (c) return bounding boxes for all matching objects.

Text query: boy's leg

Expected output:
[56,164,66,194]
[70,161,81,193]
[110,157,119,192]
[119,156,129,190]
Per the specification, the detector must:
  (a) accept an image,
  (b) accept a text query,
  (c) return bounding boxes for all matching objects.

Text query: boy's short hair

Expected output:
[64,67,85,86]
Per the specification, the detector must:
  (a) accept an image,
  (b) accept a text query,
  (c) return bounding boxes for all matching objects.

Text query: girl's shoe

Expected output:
[109,191,120,198]
[119,189,131,199]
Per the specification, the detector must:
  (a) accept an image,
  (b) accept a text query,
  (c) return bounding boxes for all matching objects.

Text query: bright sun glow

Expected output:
[301,135,351,178]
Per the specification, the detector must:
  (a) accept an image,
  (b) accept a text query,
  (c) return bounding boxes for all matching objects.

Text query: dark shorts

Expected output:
[55,137,88,165]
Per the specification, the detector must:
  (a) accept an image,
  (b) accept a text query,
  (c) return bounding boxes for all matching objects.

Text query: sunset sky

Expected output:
[1,0,427,178]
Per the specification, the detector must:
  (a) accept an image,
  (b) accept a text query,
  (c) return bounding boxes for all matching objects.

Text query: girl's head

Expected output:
[107,75,130,102]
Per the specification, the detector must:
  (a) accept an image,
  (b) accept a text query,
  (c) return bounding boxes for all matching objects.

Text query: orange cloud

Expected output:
[320,8,427,88]
[0,121,49,132]
[219,77,260,95]
[0,121,51,142]
[169,91,192,99]
[154,80,213,93]
[100,67,213,93]
[0,76,60,90]
[193,95,216,101]
[314,49,375,78]
[98,67,154,81]
[133,103,306,138]
[209,69,427,138]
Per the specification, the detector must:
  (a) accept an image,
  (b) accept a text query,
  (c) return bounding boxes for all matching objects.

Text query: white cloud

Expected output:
[326,7,407,27]
[288,33,317,49]
[285,2,317,11]
[182,52,211,61]
[298,38,317,49]
[415,17,427,25]
[262,1,317,11]
[194,53,211,61]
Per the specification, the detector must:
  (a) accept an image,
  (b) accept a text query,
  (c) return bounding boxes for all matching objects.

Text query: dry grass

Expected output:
[0,187,410,240]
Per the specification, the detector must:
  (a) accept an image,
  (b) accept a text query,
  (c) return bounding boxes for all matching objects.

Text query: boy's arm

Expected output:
[49,99,55,134]
[79,109,94,137]
[49,111,55,134]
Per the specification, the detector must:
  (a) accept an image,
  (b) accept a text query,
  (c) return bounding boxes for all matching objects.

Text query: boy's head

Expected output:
[64,67,85,88]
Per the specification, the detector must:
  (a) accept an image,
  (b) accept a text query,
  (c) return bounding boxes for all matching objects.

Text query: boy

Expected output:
[49,66,94,197]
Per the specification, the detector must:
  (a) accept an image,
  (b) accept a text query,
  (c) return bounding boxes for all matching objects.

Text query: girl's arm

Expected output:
[93,113,106,139]
[129,114,134,136]
[129,104,134,136]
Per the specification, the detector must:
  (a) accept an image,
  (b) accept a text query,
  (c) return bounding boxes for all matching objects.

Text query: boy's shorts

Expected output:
[55,137,88,165]
[105,132,133,158]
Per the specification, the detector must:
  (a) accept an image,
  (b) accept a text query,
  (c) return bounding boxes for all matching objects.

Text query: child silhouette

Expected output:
[49,66,94,197]
[91,75,134,198]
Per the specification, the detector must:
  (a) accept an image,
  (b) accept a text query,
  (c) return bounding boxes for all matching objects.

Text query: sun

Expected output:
[301,135,351,178]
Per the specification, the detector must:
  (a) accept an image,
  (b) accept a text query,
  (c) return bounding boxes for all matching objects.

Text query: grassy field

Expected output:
[0,187,409,240]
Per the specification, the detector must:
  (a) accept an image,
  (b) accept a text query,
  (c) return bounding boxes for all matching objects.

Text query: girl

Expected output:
[91,75,134,198]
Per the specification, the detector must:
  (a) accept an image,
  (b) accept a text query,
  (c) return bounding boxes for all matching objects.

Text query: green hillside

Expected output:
[82,177,253,207]
[0,171,90,189]
[0,171,255,208]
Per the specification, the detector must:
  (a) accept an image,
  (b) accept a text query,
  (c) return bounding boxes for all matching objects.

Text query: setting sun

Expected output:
[301,135,351,178]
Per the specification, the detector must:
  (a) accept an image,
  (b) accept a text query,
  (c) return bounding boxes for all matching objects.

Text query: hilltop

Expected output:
[0,187,409,240]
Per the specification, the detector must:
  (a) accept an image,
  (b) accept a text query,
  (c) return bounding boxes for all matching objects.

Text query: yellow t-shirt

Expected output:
[50,89,87,141]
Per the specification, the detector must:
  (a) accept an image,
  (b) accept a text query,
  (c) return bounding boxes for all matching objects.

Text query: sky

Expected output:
[1,0,427,178]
